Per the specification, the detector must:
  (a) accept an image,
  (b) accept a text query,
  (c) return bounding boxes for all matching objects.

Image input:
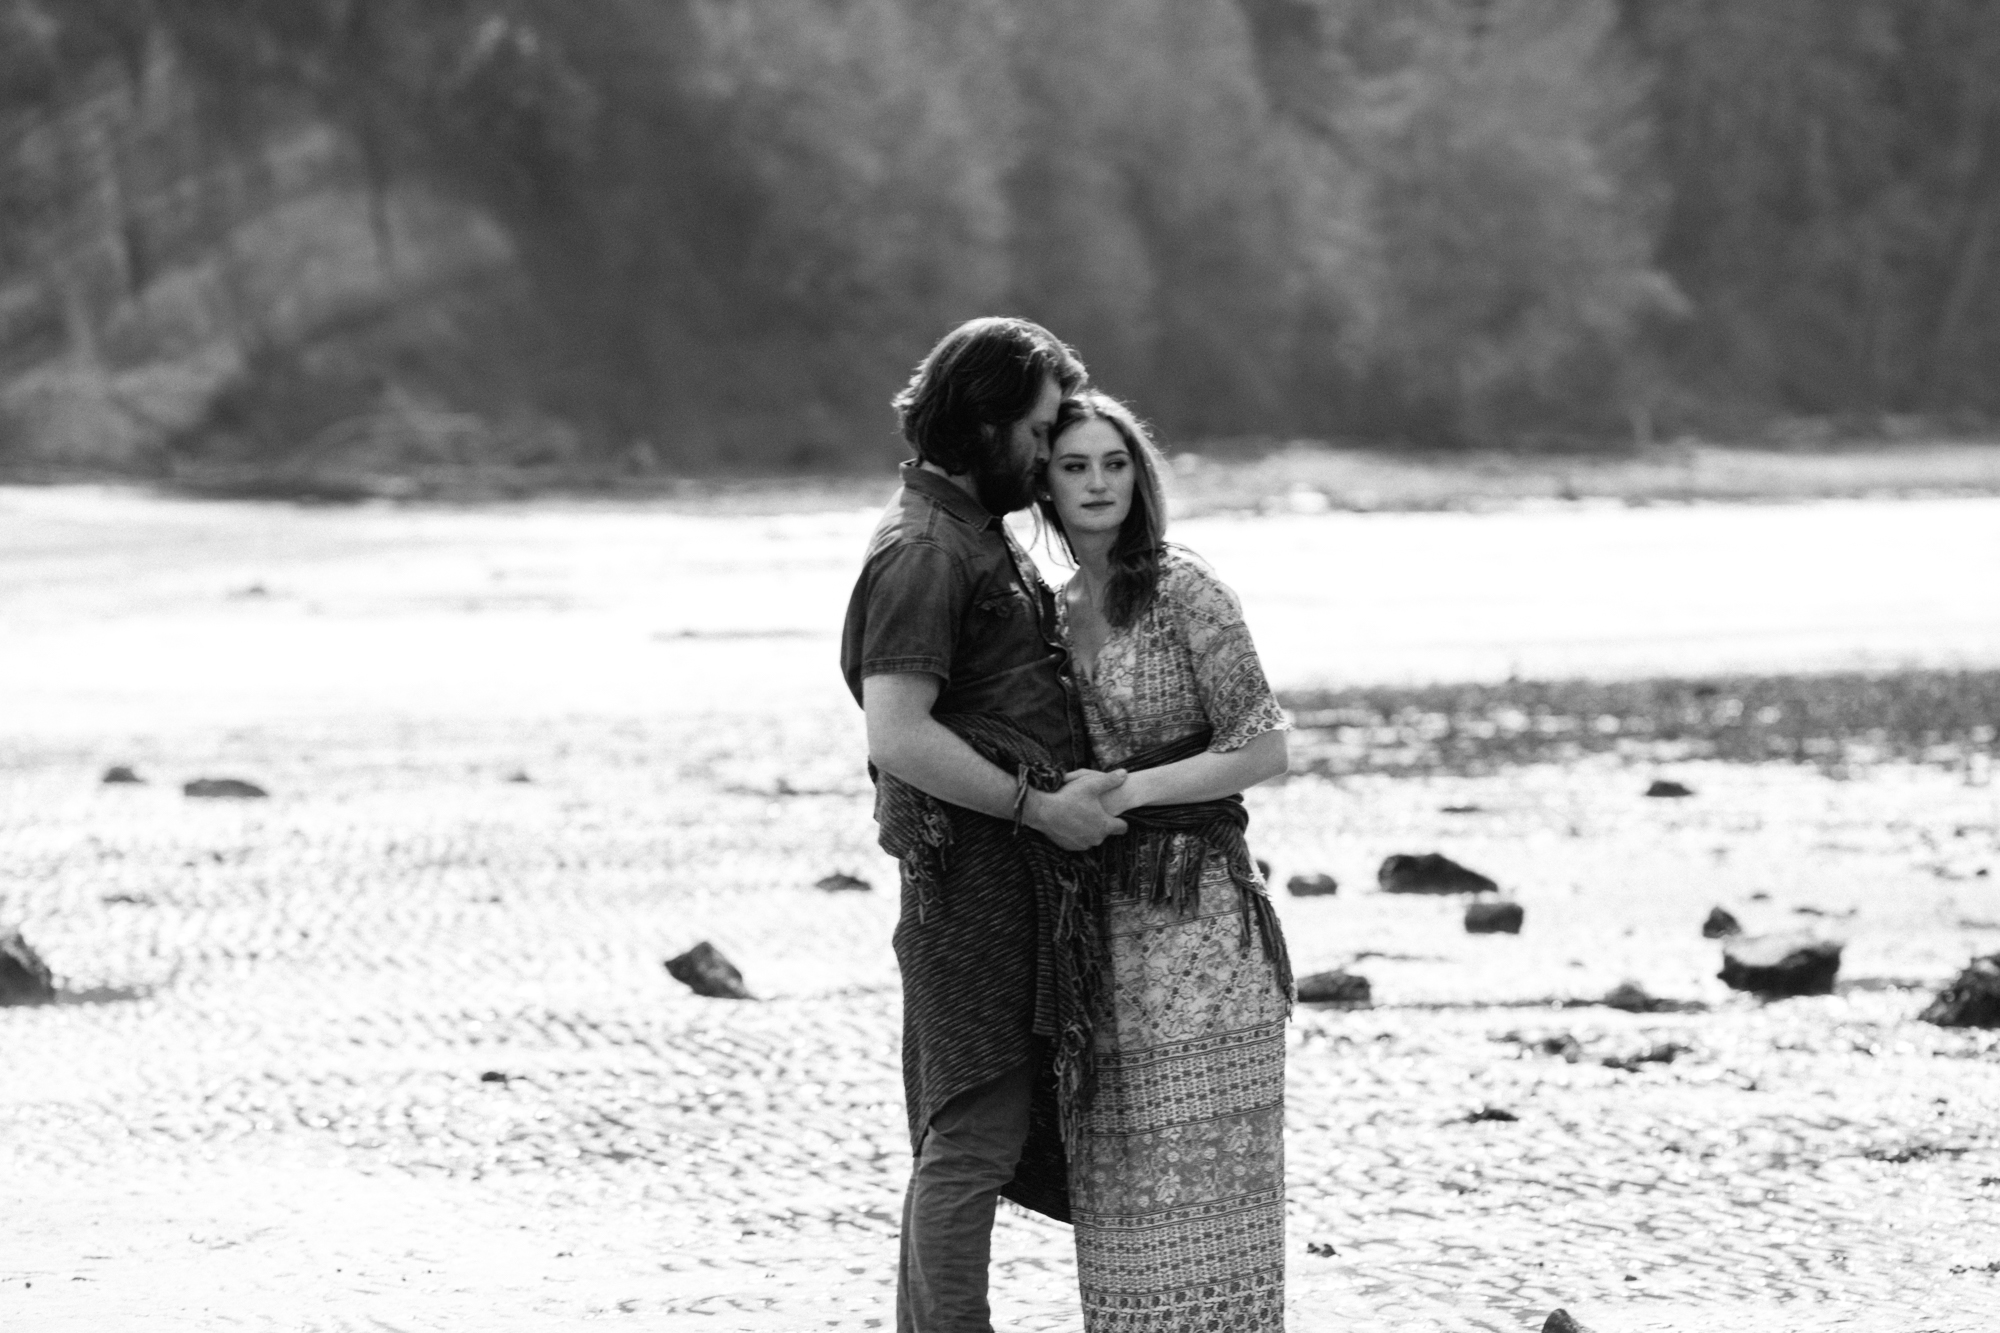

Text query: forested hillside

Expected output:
[3,0,1996,474]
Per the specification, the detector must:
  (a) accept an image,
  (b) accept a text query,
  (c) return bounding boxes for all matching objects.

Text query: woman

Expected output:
[1037,391,1294,1331]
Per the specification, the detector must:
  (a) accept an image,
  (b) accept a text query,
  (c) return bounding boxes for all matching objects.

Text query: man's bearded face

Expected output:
[973,376,1061,514]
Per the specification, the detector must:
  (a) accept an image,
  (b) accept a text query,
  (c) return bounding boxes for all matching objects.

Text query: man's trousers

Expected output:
[895,1058,1037,1333]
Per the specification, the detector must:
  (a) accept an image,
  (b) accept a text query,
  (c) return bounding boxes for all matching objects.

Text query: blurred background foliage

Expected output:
[2,0,1997,477]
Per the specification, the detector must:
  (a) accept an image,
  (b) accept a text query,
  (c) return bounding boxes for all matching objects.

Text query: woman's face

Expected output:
[1046,417,1135,539]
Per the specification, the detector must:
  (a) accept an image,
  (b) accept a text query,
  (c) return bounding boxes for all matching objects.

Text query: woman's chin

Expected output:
[1064,514,1125,536]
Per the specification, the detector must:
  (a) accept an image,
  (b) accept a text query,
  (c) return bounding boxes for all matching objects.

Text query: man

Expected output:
[840,317,1127,1332]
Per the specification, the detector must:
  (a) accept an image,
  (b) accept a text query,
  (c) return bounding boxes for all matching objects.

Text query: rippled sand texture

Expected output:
[3,486,1999,1332]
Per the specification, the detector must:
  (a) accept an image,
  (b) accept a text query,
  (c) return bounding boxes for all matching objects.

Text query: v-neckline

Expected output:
[1061,583,1115,687]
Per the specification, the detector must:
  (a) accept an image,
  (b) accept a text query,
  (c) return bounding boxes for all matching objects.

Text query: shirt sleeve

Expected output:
[851,539,967,683]
[1166,558,1290,753]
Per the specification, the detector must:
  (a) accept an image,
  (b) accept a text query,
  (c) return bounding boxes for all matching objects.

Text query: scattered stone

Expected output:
[1543,1309,1595,1333]
[101,765,144,785]
[1919,953,2000,1028]
[1645,779,1694,798]
[814,872,871,893]
[1439,803,1483,814]
[1718,933,1842,997]
[1601,1042,1687,1072]
[1516,1032,1582,1062]
[1286,872,1339,897]
[665,941,753,1000]
[478,1070,511,1084]
[1464,1105,1518,1123]
[1464,900,1524,934]
[1601,980,1657,1012]
[1255,858,1273,884]
[1701,906,1742,938]
[1295,969,1370,1005]
[1749,890,1770,901]
[183,777,268,799]
[100,892,154,906]
[0,929,56,1005]
[504,770,533,784]
[1377,852,1497,895]
[1305,1241,1337,1257]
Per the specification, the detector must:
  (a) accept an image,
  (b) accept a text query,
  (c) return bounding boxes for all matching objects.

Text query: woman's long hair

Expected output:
[1036,391,1169,628]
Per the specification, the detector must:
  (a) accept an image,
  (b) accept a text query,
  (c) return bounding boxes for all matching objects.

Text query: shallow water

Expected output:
[4,487,1997,739]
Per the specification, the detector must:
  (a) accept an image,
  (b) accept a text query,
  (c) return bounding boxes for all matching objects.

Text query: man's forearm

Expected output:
[871,714,1022,820]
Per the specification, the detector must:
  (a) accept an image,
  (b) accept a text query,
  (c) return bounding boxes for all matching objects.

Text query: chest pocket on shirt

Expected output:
[975,582,1032,620]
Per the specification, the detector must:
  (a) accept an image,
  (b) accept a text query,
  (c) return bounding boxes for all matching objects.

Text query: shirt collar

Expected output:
[901,460,1000,530]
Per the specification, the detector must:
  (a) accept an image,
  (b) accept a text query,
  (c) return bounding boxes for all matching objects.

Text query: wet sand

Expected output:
[3,486,1998,1331]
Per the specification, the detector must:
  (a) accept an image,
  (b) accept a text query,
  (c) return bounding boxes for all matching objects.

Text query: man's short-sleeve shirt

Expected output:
[841,463,1079,771]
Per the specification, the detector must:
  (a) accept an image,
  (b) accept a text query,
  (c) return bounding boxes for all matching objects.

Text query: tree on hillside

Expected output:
[1625,0,2000,418]
[1343,0,1683,444]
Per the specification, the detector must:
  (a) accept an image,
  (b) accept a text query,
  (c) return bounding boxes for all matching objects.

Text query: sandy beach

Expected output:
[4,486,1999,1332]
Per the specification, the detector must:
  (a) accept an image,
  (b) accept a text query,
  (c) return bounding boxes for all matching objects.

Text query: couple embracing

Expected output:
[841,317,1294,1333]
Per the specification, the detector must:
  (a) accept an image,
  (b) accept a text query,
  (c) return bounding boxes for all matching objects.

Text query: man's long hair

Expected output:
[1037,391,1169,629]
[894,317,1087,474]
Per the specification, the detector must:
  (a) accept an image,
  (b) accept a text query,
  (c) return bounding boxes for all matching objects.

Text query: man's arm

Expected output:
[863,673,1128,852]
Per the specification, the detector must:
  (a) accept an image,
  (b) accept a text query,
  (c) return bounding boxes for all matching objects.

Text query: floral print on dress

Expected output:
[1061,546,1291,1333]
[1066,550,1290,767]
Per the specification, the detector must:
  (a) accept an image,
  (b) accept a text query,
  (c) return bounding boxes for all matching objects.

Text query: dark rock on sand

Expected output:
[1255,858,1273,884]
[504,770,533,783]
[1295,969,1370,1005]
[1719,933,1842,997]
[1544,1311,1596,1333]
[1701,906,1743,938]
[1601,1042,1687,1071]
[1601,980,1658,1012]
[1464,1105,1518,1123]
[1286,873,1339,897]
[101,765,144,784]
[1464,900,1524,934]
[1600,980,1706,1014]
[0,929,56,1005]
[815,872,871,893]
[183,777,268,799]
[1529,1033,1584,1061]
[1378,853,1497,895]
[1920,953,2000,1028]
[479,1070,511,1084]
[666,941,753,1000]
[1646,779,1694,798]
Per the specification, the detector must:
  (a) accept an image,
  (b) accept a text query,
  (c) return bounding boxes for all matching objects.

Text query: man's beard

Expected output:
[972,452,1039,514]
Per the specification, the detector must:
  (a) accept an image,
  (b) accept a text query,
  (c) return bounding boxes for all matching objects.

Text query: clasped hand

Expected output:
[1026,768,1138,851]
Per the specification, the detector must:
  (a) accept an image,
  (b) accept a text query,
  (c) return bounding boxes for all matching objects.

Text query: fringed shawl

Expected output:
[872,712,1105,1221]
[1099,729,1296,1007]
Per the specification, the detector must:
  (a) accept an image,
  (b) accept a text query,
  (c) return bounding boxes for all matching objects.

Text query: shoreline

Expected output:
[7,438,2000,516]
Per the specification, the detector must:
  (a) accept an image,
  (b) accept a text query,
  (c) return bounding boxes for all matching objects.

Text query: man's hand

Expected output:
[1026,770,1129,851]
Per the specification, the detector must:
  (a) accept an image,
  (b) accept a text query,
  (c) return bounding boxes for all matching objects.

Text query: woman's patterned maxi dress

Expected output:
[1064,550,1292,1332]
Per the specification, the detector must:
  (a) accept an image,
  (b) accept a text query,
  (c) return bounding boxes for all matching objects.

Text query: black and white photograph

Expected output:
[3,4,1999,1331]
